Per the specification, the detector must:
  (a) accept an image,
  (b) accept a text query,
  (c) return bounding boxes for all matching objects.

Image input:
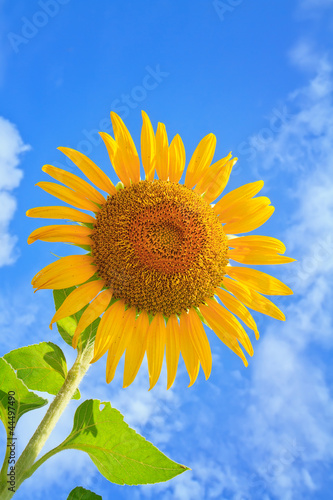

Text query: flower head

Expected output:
[27,111,295,389]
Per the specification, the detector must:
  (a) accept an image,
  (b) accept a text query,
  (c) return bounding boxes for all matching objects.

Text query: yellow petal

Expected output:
[226,267,293,295]
[222,196,271,222]
[146,313,166,390]
[179,314,200,387]
[26,206,95,223]
[141,110,156,181]
[111,112,140,184]
[123,311,150,388]
[228,235,290,265]
[214,180,264,215]
[32,255,96,290]
[200,300,249,366]
[228,251,295,265]
[194,153,234,201]
[184,133,216,188]
[223,277,285,321]
[228,235,286,253]
[165,314,181,390]
[106,307,137,383]
[205,298,253,356]
[99,132,131,186]
[42,165,106,205]
[215,288,259,340]
[36,182,98,212]
[183,308,212,380]
[28,224,93,246]
[72,289,113,349]
[91,299,126,363]
[201,157,237,204]
[223,204,275,234]
[194,152,231,194]
[168,134,186,183]
[58,147,117,195]
[50,279,104,329]
[155,122,169,180]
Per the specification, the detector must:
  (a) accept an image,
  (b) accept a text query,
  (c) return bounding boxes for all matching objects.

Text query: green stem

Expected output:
[0,443,11,485]
[0,343,94,499]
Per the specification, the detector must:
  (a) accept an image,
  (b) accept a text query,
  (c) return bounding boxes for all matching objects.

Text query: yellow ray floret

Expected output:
[183,309,212,380]
[50,279,104,329]
[215,288,259,340]
[27,224,93,246]
[26,206,95,223]
[32,255,96,291]
[195,154,237,204]
[226,267,293,295]
[110,112,140,184]
[184,133,216,189]
[146,313,166,390]
[99,132,131,187]
[214,180,264,215]
[42,165,106,205]
[106,306,137,384]
[123,311,150,388]
[72,289,113,349]
[58,147,117,195]
[223,277,285,321]
[179,314,201,387]
[155,122,169,181]
[223,199,275,234]
[141,110,156,181]
[36,182,98,212]
[165,315,181,390]
[92,300,126,363]
[168,134,185,183]
[228,235,296,265]
[200,300,249,366]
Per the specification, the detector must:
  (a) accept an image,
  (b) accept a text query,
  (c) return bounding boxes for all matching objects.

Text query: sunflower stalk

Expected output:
[0,343,94,500]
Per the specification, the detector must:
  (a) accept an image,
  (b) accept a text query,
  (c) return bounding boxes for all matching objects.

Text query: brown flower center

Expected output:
[91,180,228,316]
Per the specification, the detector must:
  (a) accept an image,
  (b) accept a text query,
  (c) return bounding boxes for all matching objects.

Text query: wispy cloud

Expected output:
[0,117,30,267]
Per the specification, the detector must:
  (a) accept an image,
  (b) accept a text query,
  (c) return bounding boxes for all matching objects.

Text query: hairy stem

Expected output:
[0,343,94,499]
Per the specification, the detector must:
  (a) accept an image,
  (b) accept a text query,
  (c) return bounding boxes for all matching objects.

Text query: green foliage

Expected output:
[4,342,80,400]
[0,358,47,436]
[57,399,189,485]
[67,486,102,500]
[53,287,100,349]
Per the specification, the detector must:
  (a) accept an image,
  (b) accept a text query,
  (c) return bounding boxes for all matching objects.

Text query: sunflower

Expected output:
[27,111,295,390]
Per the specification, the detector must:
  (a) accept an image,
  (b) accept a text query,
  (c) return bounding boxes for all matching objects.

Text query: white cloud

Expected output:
[249,45,333,178]
[0,117,30,266]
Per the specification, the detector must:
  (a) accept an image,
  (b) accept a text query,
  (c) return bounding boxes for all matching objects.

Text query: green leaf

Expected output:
[53,287,100,350]
[0,358,47,436]
[67,486,102,500]
[57,399,189,485]
[4,342,80,400]
[53,287,78,346]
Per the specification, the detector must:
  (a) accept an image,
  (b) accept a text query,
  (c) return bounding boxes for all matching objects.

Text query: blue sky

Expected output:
[1,0,333,499]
